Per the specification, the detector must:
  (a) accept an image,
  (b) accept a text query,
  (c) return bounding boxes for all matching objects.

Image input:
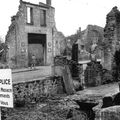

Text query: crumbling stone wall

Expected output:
[95,106,120,120]
[83,25,103,54]
[84,61,103,87]
[93,92,120,120]
[53,31,66,56]
[103,6,120,70]
[13,77,63,107]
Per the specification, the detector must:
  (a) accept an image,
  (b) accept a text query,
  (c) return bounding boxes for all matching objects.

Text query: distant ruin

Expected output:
[65,25,104,61]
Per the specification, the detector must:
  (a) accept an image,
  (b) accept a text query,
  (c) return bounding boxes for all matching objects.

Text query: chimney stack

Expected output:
[46,0,51,6]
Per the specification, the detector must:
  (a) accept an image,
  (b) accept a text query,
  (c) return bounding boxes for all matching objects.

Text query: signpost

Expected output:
[0,69,13,120]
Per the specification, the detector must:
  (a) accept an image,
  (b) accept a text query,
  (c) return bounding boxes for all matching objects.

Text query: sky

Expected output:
[0,0,120,40]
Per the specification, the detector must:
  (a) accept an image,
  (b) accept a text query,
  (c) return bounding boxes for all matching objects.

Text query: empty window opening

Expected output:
[27,7,33,24]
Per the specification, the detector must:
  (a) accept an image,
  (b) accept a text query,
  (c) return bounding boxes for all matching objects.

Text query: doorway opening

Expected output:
[28,33,46,66]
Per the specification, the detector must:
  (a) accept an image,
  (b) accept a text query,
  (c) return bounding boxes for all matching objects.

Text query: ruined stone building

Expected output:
[71,25,104,61]
[102,6,120,70]
[81,25,103,59]
[5,0,59,68]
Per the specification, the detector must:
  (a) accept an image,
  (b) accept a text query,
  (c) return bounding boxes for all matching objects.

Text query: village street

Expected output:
[1,0,120,119]
[12,66,52,84]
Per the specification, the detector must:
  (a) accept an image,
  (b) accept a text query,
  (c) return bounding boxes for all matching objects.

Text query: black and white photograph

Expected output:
[0,0,120,119]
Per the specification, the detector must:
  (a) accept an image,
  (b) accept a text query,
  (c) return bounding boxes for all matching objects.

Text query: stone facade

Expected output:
[103,6,120,70]
[5,0,57,68]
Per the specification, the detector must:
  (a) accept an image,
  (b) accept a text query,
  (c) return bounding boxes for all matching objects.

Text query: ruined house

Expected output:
[67,25,103,61]
[5,0,58,68]
[80,25,103,60]
[102,6,120,70]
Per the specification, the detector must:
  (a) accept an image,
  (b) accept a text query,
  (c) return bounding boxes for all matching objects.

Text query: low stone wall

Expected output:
[13,76,64,107]
[95,106,120,120]
[93,92,120,120]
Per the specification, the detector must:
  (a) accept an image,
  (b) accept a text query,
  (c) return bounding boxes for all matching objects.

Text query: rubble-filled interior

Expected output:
[28,33,46,66]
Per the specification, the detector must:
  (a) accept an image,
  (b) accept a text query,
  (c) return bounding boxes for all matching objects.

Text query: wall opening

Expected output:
[28,33,46,66]
[27,7,33,24]
[75,100,98,120]
[113,49,120,81]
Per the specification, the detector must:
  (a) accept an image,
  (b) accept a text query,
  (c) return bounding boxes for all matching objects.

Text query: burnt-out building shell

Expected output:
[5,0,56,68]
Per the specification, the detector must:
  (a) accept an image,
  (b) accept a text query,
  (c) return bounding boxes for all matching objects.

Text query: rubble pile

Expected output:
[2,94,82,120]
[94,92,120,120]
[13,77,58,107]
[96,106,120,120]
[1,82,120,120]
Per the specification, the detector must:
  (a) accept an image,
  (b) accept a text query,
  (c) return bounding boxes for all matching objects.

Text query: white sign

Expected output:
[0,69,13,108]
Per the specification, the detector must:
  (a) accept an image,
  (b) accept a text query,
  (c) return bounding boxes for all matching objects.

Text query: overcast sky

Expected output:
[0,0,120,40]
